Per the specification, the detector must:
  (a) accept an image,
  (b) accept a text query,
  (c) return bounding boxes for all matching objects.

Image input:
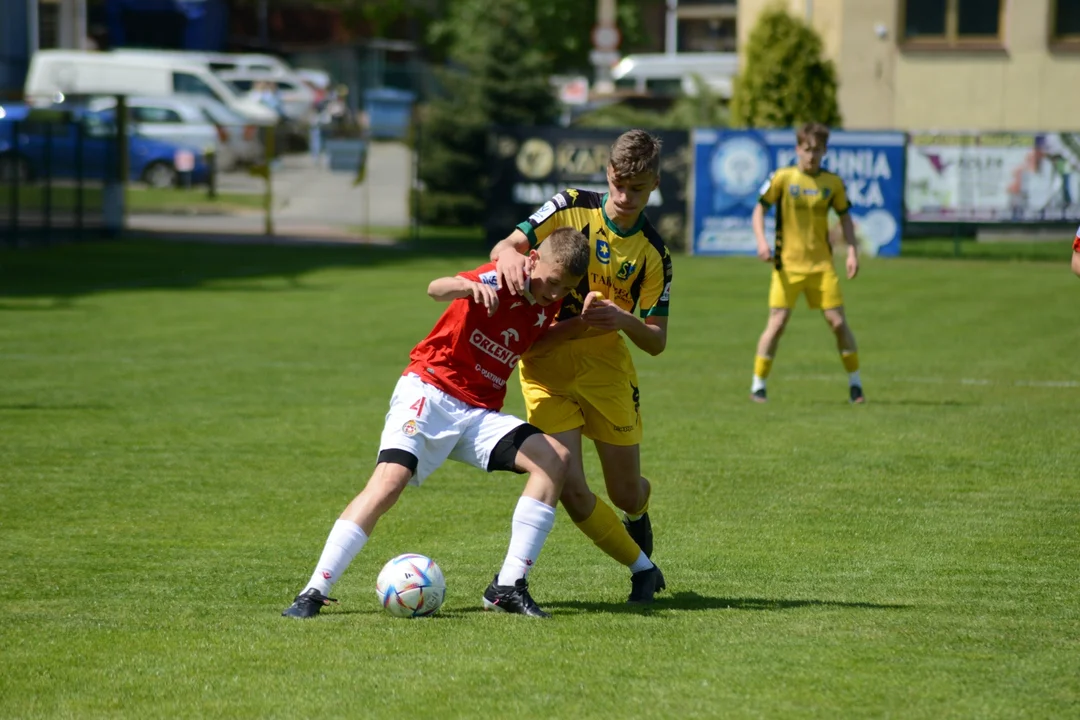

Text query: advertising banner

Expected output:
[906,132,1080,222]
[486,127,690,249]
[691,129,906,257]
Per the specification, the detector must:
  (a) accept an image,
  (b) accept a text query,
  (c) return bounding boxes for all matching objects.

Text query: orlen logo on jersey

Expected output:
[470,329,521,367]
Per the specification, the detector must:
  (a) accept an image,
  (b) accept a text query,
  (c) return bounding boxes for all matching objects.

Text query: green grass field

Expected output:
[1,240,1077,718]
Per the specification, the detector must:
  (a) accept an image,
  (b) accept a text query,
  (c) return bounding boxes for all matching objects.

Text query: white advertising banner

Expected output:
[906,132,1080,222]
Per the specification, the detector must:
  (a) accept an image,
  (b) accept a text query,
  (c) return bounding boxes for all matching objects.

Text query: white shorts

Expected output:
[378,373,529,485]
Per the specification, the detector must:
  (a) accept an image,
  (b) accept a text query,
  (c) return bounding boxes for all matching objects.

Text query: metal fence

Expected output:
[0,109,119,247]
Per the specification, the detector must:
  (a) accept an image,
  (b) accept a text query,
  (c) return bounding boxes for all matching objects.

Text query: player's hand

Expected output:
[581,291,604,314]
[846,252,859,280]
[756,243,773,262]
[581,297,629,331]
[494,249,528,296]
[468,281,500,316]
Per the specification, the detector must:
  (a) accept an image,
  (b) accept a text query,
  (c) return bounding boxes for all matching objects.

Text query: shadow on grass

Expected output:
[542,591,910,615]
[0,235,488,305]
[426,591,910,617]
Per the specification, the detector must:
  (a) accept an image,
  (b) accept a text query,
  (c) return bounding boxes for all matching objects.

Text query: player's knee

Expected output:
[366,462,412,503]
[520,433,570,487]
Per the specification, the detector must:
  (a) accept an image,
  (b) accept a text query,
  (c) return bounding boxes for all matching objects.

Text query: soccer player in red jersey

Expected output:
[1072,225,1080,277]
[282,228,590,619]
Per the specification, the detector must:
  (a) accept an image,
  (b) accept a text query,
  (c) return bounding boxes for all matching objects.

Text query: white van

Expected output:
[611,52,739,97]
[113,49,294,76]
[24,50,278,125]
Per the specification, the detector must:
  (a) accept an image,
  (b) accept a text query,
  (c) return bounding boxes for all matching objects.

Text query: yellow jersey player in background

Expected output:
[490,129,672,604]
[750,121,865,404]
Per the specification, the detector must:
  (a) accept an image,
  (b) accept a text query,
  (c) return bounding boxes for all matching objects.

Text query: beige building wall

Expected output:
[737,0,1080,131]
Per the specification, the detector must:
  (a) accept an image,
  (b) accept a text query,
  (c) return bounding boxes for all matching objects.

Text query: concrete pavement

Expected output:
[127,141,413,240]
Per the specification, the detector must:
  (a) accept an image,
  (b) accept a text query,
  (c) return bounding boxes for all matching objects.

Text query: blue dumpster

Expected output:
[364,88,416,140]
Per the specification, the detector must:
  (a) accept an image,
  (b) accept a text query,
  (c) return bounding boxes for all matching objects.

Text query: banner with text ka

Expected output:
[691,129,906,257]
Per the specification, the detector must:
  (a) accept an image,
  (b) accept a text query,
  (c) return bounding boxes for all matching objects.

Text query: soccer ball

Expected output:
[375,553,446,618]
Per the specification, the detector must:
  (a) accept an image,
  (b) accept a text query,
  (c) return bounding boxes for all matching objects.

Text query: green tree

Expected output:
[730,3,842,128]
[416,0,558,225]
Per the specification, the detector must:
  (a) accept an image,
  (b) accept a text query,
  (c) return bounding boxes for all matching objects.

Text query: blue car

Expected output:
[0,102,209,188]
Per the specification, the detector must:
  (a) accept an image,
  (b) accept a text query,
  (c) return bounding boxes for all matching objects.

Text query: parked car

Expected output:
[24,50,278,125]
[88,95,228,169]
[176,95,263,167]
[0,103,209,188]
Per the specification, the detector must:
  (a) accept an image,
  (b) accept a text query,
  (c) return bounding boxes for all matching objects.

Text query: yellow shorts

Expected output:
[768,267,844,310]
[519,332,641,446]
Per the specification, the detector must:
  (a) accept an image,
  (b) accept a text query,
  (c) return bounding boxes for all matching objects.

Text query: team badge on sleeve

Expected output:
[528,201,557,225]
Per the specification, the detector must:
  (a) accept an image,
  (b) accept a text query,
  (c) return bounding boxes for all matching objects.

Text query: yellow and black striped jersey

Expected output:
[758,166,850,274]
[516,189,672,323]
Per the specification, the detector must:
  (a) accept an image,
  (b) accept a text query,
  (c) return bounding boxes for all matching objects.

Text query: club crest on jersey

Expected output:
[789,185,801,197]
[616,260,637,280]
[401,419,419,437]
[596,239,611,264]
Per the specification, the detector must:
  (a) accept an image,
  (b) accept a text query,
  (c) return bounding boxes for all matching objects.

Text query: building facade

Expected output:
[738,0,1080,130]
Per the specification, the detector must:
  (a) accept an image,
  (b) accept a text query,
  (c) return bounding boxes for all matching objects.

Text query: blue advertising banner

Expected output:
[691,129,906,257]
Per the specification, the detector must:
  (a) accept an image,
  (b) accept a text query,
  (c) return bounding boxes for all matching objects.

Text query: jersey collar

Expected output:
[601,193,646,238]
[521,275,537,305]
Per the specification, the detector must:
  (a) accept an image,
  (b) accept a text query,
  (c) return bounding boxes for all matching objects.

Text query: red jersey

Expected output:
[1073,224,1080,253]
[404,263,559,410]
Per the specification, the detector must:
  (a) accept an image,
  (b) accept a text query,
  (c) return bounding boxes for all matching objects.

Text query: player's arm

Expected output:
[427,275,499,316]
[754,174,782,262]
[491,193,574,295]
[583,251,671,356]
[831,180,859,280]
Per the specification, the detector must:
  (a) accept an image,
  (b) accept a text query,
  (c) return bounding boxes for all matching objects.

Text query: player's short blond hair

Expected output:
[540,227,590,277]
[796,122,830,147]
[609,129,662,180]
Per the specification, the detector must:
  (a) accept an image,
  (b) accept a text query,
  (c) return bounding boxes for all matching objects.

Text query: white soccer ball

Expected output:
[375,553,446,618]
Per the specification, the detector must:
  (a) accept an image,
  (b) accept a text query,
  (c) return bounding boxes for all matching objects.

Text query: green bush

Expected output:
[730,3,842,128]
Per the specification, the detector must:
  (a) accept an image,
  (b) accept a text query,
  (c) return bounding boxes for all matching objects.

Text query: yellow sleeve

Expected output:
[638,244,673,319]
[758,171,784,207]
[830,177,851,215]
[515,190,578,249]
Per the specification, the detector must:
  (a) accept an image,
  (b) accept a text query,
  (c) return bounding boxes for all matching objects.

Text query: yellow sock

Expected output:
[754,355,773,379]
[841,351,860,373]
[575,497,641,567]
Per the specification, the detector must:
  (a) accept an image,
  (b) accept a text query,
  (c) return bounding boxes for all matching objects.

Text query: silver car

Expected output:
[89,95,232,170]
[174,94,264,168]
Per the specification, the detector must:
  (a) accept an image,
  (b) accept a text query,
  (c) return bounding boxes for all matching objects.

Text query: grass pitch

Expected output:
[1,239,1077,718]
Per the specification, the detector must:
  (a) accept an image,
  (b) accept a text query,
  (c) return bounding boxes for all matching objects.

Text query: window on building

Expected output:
[677,17,737,53]
[1053,0,1080,39]
[902,0,1003,47]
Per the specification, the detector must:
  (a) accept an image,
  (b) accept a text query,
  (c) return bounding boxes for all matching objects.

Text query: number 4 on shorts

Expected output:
[409,397,426,417]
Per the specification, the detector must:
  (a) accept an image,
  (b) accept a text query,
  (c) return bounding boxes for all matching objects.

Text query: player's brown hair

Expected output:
[796,122,830,146]
[541,227,591,278]
[609,129,662,179]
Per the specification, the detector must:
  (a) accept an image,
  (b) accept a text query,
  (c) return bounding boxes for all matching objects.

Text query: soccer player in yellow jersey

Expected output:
[490,129,672,604]
[750,122,865,404]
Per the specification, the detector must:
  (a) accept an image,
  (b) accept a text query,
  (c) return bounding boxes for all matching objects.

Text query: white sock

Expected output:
[305,518,369,595]
[751,375,767,393]
[848,370,862,387]
[497,496,556,587]
[629,551,654,574]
